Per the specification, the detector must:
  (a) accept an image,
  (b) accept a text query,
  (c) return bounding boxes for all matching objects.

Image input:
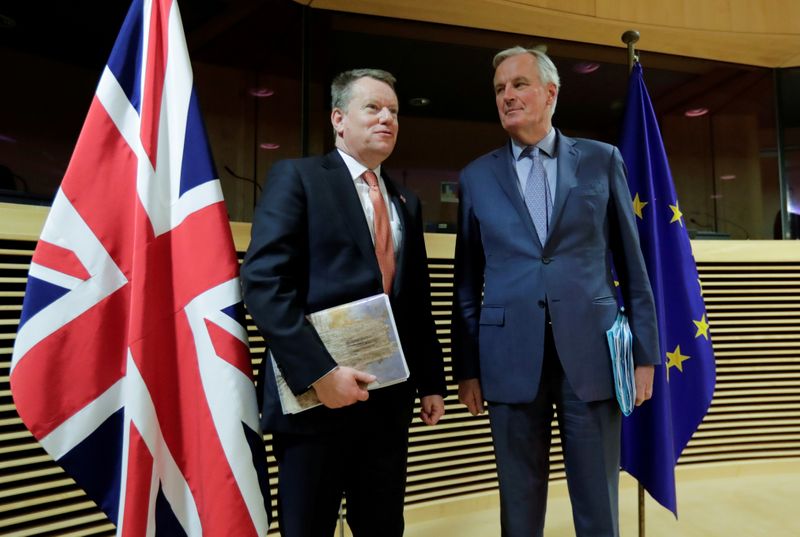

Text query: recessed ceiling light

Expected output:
[409,97,431,107]
[684,108,709,118]
[249,88,275,98]
[720,174,736,181]
[259,142,280,150]
[573,62,600,74]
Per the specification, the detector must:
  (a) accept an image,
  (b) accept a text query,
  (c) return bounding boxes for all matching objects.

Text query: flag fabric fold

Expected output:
[10,0,270,534]
[619,62,717,516]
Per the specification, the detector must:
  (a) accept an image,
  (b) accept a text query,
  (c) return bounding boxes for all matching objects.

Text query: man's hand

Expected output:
[420,395,445,425]
[458,378,485,416]
[634,365,655,406]
[312,367,376,409]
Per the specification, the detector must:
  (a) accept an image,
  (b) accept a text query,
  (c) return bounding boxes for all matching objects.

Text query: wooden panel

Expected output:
[595,0,800,35]
[1,210,799,533]
[300,0,800,67]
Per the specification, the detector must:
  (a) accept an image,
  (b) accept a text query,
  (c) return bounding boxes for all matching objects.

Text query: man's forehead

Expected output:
[352,77,395,95]
[494,55,538,80]
[494,71,534,84]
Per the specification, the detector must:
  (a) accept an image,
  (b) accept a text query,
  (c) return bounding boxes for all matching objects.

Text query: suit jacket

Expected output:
[241,150,446,433]
[452,130,660,404]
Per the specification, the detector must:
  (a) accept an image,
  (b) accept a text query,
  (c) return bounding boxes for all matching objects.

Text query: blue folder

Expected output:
[606,309,636,416]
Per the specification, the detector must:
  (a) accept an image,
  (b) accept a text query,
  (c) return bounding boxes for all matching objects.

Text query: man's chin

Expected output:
[373,142,396,154]
[501,121,524,136]
[369,147,395,163]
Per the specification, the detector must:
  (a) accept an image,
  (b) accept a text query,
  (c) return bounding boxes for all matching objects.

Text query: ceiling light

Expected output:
[259,142,280,150]
[720,174,736,181]
[684,108,709,118]
[573,62,600,74]
[249,88,275,98]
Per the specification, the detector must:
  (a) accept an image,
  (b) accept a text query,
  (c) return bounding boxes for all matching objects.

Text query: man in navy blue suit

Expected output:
[452,47,661,537]
[242,69,446,537]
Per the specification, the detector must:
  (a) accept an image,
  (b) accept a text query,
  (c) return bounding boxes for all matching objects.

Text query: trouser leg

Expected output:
[273,432,343,537]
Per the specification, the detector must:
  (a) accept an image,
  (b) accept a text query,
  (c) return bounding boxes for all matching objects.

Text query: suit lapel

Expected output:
[382,171,407,296]
[549,130,580,241]
[490,143,540,245]
[322,151,381,279]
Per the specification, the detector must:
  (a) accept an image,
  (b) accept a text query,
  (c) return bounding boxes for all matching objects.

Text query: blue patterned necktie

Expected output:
[522,146,552,245]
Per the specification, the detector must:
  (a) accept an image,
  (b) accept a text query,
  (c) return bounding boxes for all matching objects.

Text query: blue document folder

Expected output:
[606,309,636,416]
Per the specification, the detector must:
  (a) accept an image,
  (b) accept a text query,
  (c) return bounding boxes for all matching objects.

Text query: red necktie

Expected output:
[363,170,395,294]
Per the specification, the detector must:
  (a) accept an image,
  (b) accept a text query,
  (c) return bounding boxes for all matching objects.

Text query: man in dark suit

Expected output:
[241,69,446,537]
[452,47,661,537]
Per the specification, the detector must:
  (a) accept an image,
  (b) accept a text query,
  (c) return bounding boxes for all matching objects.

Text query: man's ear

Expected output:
[331,108,345,137]
[546,83,558,105]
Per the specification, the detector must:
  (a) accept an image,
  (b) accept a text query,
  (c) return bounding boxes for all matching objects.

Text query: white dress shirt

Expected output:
[337,149,403,255]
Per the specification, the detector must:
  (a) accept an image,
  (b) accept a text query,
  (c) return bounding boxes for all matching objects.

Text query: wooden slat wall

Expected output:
[1,222,799,534]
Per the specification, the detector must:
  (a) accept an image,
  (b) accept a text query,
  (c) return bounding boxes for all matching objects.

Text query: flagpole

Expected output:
[622,27,645,537]
[622,30,640,74]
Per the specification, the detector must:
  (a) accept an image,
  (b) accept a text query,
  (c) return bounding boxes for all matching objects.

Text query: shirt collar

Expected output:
[337,149,382,182]
[510,127,557,160]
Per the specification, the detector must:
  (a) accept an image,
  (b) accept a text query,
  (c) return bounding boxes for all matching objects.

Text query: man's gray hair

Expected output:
[493,46,561,90]
[331,68,397,110]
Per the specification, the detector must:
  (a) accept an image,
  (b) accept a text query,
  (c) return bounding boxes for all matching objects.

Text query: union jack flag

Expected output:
[9,0,271,535]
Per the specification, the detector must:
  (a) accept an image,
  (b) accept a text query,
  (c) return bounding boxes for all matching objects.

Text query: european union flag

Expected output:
[619,62,716,516]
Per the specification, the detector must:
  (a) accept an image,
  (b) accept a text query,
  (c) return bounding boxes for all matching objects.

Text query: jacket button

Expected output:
[537,300,546,308]
[542,257,552,264]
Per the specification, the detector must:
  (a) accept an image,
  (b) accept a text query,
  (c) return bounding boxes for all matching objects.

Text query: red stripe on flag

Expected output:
[140,0,171,167]
[131,311,257,536]
[205,319,252,379]
[127,202,239,344]
[32,241,91,281]
[10,287,130,439]
[61,97,139,277]
[121,422,154,537]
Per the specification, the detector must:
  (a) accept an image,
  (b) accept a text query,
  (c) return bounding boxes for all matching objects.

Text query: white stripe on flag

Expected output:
[11,189,128,373]
[124,352,203,536]
[185,278,269,535]
[27,263,84,291]
[39,378,125,459]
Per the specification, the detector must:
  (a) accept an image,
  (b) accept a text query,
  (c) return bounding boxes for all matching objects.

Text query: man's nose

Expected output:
[378,107,394,122]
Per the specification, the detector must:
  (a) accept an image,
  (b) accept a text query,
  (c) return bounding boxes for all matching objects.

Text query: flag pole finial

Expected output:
[621,30,640,73]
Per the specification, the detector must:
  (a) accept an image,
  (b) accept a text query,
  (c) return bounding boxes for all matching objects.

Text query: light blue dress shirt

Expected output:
[510,127,558,202]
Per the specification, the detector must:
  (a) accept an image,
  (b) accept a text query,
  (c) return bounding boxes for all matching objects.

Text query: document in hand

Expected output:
[606,309,636,416]
[271,293,410,414]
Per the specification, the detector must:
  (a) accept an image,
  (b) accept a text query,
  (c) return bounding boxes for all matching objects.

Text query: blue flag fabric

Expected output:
[619,62,716,516]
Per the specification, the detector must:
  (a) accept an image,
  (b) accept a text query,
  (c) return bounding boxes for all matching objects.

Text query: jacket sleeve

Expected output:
[240,160,337,394]
[451,169,486,380]
[607,147,662,366]
[403,194,447,397]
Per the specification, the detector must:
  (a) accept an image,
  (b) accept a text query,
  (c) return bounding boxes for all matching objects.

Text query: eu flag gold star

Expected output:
[669,202,683,226]
[693,314,710,340]
[666,345,690,377]
[633,193,648,219]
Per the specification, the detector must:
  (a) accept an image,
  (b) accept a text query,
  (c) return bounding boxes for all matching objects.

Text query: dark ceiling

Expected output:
[0,0,780,140]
